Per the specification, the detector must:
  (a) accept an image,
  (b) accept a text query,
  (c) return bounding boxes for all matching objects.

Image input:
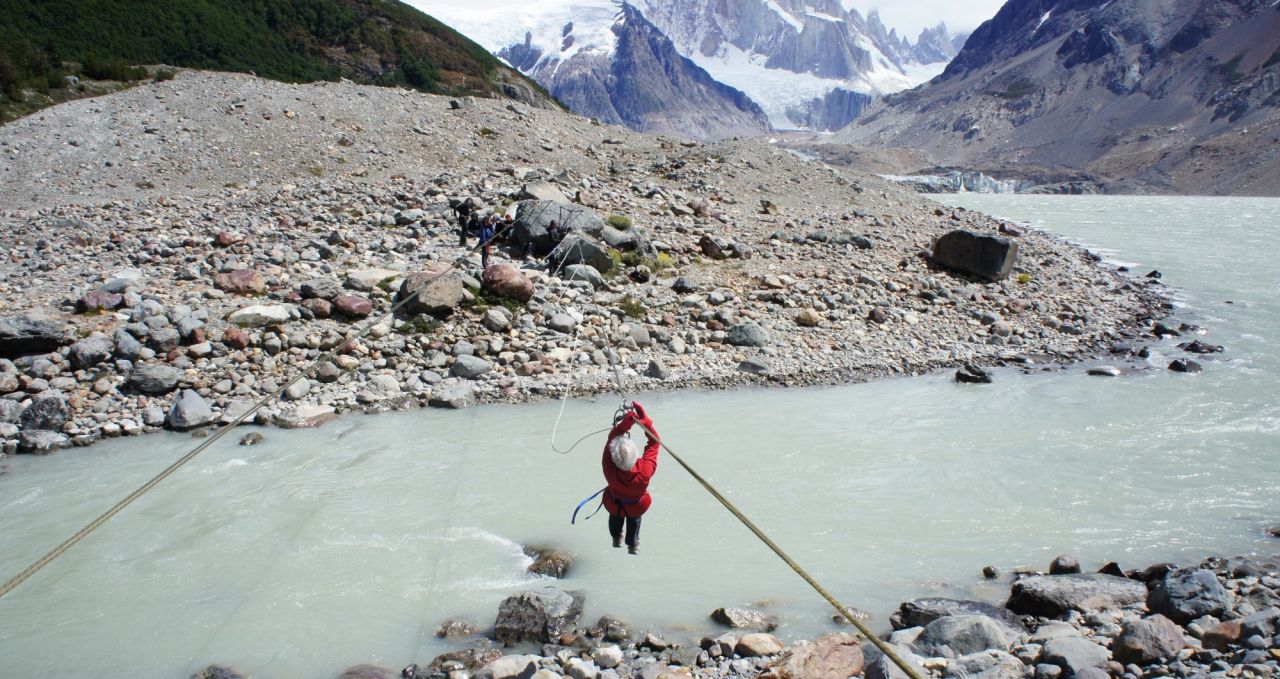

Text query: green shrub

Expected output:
[82,57,146,82]
[398,315,441,336]
[1016,273,1032,285]
[478,127,497,137]
[618,295,645,319]
[607,214,632,230]
[153,68,176,82]
[464,285,524,315]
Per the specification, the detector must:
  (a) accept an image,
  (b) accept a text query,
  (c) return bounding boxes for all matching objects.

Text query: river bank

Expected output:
[0,70,1175,455]
[190,552,1280,679]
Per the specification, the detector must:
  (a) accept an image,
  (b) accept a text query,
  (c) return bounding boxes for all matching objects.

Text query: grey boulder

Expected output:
[915,615,1011,658]
[0,313,71,359]
[1111,614,1187,665]
[562,264,606,289]
[1148,568,1232,624]
[451,355,492,380]
[169,390,214,431]
[397,271,466,317]
[932,230,1019,282]
[128,364,182,394]
[1040,637,1110,676]
[892,598,1026,637]
[549,233,613,275]
[429,385,476,409]
[943,651,1024,679]
[727,322,770,347]
[512,200,605,255]
[493,587,584,644]
[1007,574,1147,617]
[18,430,71,454]
[18,391,71,432]
[69,333,115,369]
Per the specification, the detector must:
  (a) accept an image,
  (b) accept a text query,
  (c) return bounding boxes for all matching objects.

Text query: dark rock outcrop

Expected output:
[1007,574,1147,617]
[493,588,585,644]
[932,231,1018,282]
[0,313,70,358]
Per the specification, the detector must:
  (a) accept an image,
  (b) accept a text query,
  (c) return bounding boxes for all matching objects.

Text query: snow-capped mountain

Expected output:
[420,0,965,136]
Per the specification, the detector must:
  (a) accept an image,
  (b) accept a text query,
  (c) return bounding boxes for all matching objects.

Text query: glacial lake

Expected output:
[1,195,1277,678]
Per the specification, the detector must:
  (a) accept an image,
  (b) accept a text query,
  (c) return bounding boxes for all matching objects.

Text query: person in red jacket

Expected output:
[602,401,660,555]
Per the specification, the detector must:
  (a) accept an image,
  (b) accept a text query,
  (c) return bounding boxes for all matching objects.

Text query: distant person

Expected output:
[602,401,660,555]
[453,200,472,247]
[478,215,497,270]
[548,219,566,250]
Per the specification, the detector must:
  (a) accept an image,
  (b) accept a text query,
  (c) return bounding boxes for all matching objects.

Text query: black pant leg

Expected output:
[608,513,623,540]
[625,516,641,547]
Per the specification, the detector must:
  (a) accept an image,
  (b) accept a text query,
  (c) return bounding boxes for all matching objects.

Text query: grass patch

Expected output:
[1016,273,1032,285]
[617,295,645,319]
[997,77,1036,99]
[376,276,397,292]
[398,315,442,336]
[607,214,632,230]
[464,285,524,315]
[608,248,674,272]
[153,68,176,82]
[135,180,155,189]
[1217,53,1247,84]
[477,127,497,137]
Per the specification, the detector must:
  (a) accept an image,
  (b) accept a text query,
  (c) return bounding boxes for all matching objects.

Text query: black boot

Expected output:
[627,539,639,555]
[612,535,622,548]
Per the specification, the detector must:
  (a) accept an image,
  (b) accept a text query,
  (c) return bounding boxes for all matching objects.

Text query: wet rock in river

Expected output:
[524,545,575,579]
[1168,358,1203,374]
[1050,554,1082,575]
[1006,573,1147,617]
[436,619,481,638]
[1179,340,1223,354]
[169,389,214,430]
[18,430,71,454]
[711,607,774,631]
[955,364,992,384]
[893,598,1026,637]
[189,665,247,679]
[274,404,336,429]
[493,587,584,644]
[239,432,264,446]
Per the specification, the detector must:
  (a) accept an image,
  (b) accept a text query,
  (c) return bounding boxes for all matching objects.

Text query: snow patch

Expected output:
[1035,10,1053,33]
[414,0,621,66]
[763,0,805,32]
[804,10,844,24]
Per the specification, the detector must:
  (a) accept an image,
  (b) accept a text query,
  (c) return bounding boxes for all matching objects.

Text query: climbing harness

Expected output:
[0,219,518,602]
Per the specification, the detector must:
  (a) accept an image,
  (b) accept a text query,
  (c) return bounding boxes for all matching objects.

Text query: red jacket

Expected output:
[601,412,660,517]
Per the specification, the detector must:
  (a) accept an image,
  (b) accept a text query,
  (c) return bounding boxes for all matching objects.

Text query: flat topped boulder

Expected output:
[397,270,466,317]
[482,264,535,303]
[760,633,864,679]
[128,364,182,394]
[892,598,1026,637]
[0,312,71,359]
[1007,573,1147,617]
[932,230,1019,282]
[549,233,613,275]
[214,269,268,295]
[512,200,605,256]
[228,304,294,328]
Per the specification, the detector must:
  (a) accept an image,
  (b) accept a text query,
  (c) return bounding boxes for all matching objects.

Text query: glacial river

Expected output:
[1,196,1278,678]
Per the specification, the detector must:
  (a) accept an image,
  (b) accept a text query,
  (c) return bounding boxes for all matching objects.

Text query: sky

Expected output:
[417,0,1009,41]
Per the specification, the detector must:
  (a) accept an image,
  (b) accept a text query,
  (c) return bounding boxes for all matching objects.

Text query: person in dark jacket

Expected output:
[454,200,472,246]
[602,401,660,554]
[478,215,497,270]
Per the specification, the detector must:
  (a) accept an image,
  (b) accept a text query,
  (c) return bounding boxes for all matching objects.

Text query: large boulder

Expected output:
[1006,574,1147,617]
[18,430,71,453]
[864,644,926,679]
[336,665,398,679]
[429,385,476,409]
[228,305,294,328]
[602,225,653,254]
[128,364,182,394]
[915,615,1011,658]
[482,264,535,303]
[549,233,613,275]
[760,633,864,679]
[19,391,70,431]
[300,277,343,300]
[1148,568,1231,624]
[77,289,124,313]
[275,404,336,429]
[932,231,1019,282]
[397,270,466,317]
[214,269,268,295]
[562,264,605,289]
[1040,637,1109,676]
[332,294,373,319]
[493,588,584,644]
[169,390,214,431]
[1112,614,1187,665]
[0,313,71,358]
[451,355,492,380]
[518,181,569,203]
[512,200,605,255]
[475,655,539,679]
[70,333,115,369]
[736,633,785,657]
[892,598,1026,638]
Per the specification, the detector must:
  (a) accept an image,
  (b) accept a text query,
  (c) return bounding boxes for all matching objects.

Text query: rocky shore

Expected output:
[190,552,1280,679]
[0,70,1182,455]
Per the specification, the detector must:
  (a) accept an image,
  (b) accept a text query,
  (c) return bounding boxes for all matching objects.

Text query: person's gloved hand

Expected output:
[630,401,648,421]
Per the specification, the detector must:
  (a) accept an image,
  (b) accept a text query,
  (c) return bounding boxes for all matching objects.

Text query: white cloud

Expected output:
[842,0,1006,38]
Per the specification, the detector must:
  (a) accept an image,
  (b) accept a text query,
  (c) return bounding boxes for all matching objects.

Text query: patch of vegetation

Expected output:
[608,248,674,272]
[303,163,325,177]
[617,295,645,319]
[153,68,176,82]
[1266,47,1280,69]
[375,276,397,292]
[0,0,553,123]
[996,77,1037,99]
[477,127,497,137]
[464,285,524,315]
[607,214,632,230]
[1016,273,1032,285]
[135,180,155,189]
[398,314,441,336]
[1216,53,1247,84]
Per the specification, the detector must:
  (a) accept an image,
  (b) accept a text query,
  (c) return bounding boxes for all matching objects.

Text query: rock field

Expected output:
[0,70,1166,454]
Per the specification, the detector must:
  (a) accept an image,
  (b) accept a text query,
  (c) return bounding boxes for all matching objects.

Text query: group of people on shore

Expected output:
[451,200,571,269]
